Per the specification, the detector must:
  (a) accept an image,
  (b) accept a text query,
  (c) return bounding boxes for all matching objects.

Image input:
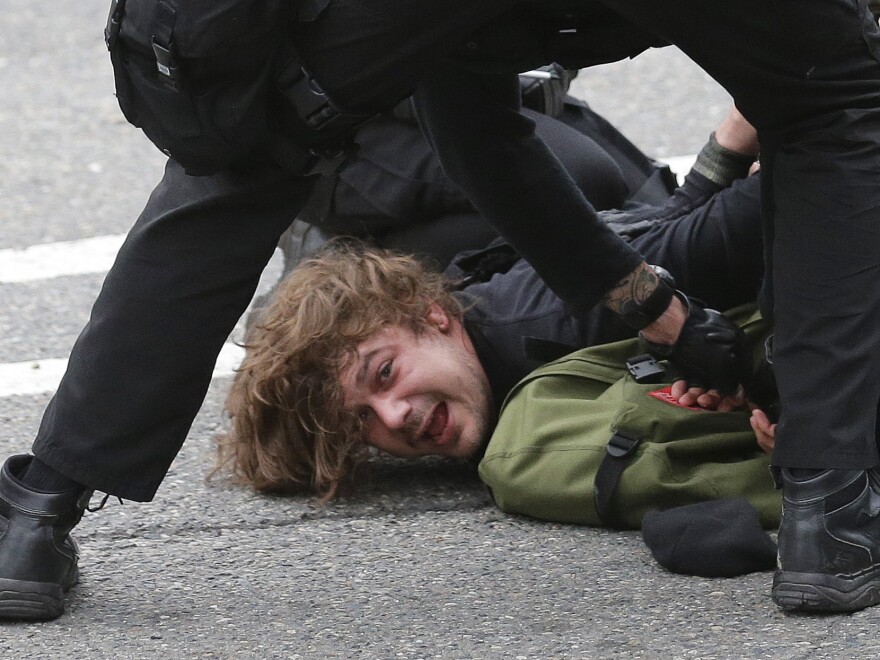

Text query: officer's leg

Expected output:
[32,161,314,499]
[600,0,880,612]
[0,160,314,620]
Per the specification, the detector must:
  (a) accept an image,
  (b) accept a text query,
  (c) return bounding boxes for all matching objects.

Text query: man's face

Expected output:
[340,308,494,460]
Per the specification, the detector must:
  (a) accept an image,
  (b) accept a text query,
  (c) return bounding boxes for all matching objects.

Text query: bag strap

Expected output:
[276,66,372,135]
[270,44,373,173]
[106,0,180,89]
[593,353,665,526]
[593,430,643,528]
[151,1,179,89]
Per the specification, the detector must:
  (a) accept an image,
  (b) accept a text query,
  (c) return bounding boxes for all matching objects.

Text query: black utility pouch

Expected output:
[105,0,292,175]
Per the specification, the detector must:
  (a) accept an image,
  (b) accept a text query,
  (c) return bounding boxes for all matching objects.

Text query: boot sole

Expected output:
[0,567,78,621]
[773,567,880,612]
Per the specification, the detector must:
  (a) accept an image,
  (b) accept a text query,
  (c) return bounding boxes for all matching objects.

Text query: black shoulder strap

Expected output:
[151,0,179,89]
[593,430,642,528]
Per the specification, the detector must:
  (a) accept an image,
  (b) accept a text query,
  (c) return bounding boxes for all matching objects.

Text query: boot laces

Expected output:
[77,489,125,513]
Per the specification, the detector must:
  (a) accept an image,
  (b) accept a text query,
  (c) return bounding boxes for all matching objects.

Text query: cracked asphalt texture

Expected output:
[4,2,880,658]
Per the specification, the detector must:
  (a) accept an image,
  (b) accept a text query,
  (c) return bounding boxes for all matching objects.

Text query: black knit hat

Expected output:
[642,498,777,577]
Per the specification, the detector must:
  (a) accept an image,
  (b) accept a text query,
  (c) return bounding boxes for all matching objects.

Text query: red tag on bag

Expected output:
[648,386,706,411]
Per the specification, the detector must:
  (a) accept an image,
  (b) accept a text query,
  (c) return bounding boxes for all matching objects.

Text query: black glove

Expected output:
[599,170,723,241]
[642,293,752,395]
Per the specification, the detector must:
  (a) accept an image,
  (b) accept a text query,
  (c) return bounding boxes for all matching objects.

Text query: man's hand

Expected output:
[604,263,751,395]
[669,382,775,454]
[749,405,776,454]
[670,380,746,412]
[642,294,752,396]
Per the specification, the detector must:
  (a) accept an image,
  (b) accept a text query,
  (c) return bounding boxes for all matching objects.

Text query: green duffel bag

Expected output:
[478,303,780,530]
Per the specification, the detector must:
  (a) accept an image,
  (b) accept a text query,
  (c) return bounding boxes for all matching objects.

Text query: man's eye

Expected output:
[378,361,393,382]
[358,409,371,422]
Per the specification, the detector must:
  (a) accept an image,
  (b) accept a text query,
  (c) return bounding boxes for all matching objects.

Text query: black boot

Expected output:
[773,468,880,612]
[0,455,90,621]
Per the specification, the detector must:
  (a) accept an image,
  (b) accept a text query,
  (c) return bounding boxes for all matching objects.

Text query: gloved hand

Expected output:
[642,293,751,395]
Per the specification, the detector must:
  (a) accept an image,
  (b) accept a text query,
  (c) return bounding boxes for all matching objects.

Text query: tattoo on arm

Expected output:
[603,263,660,317]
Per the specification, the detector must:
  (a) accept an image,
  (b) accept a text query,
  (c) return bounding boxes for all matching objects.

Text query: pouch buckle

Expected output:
[606,431,642,458]
[626,353,665,384]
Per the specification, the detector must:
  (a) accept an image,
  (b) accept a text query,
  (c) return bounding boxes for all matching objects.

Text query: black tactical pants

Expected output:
[32,163,316,499]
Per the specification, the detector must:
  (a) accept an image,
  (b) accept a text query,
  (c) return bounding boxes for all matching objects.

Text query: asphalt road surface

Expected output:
[3,2,880,659]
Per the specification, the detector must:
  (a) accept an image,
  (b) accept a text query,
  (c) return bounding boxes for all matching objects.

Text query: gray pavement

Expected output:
[3,2,880,658]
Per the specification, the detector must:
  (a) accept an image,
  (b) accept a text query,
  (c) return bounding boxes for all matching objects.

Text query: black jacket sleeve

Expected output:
[415,64,644,312]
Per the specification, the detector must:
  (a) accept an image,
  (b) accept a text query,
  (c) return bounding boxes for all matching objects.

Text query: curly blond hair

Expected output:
[214,241,463,501]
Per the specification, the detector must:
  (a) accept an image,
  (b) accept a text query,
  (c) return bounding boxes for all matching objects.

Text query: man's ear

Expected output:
[425,303,451,332]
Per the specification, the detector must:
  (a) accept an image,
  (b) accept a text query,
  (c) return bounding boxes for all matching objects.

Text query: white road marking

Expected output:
[0,358,68,398]
[0,342,246,398]
[0,234,126,284]
[0,154,697,397]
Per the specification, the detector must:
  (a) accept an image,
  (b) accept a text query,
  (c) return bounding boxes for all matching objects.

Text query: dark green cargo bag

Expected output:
[478,304,780,530]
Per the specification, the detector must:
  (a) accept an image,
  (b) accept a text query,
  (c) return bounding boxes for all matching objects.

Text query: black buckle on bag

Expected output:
[606,431,643,459]
[149,0,178,88]
[304,144,355,176]
[151,38,178,88]
[282,69,328,126]
[625,353,665,384]
[277,63,372,133]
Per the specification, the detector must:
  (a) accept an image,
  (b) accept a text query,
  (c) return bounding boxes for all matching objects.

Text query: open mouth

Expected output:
[423,402,449,445]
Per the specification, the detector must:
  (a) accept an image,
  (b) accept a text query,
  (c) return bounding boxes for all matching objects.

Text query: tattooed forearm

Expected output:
[603,262,660,317]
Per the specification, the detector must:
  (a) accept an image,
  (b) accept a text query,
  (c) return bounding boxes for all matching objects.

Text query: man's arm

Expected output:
[603,262,687,345]
[704,105,760,180]
[416,66,751,394]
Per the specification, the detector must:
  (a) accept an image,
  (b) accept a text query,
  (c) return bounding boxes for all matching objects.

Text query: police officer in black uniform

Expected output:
[1,0,879,620]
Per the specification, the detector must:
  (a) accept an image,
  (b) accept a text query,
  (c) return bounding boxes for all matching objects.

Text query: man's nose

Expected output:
[372,395,411,430]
